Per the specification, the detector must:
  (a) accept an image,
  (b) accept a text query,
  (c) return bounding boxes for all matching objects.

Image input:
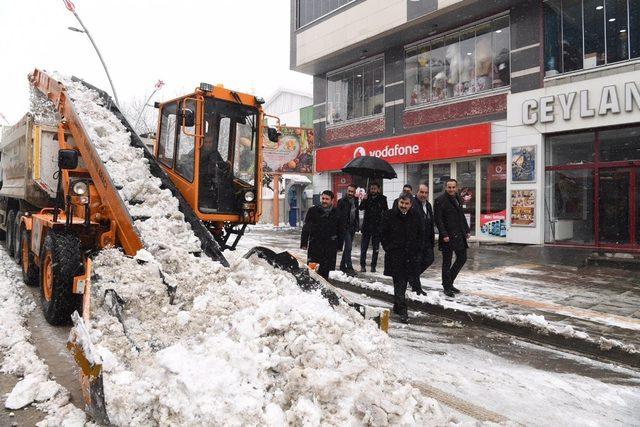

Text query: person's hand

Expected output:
[362,193,368,200]
[466,233,471,239]
[443,236,450,243]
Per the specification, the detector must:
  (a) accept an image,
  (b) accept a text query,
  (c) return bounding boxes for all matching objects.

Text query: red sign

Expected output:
[315,123,491,172]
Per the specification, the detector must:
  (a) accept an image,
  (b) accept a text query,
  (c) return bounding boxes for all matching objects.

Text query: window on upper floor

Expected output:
[327,58,384,125]
[405,16,510,108]
[544,0,640,76]
[297,0,355,28]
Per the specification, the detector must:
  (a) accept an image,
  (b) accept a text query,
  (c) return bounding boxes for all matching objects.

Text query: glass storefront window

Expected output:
[297,0,354,28]
[405,16,510,107]
[432,163,452,200]
[456,161,477,235]
[481,157,507,238]
[545,169,595,244]
[327,58,384,125]
[599,125,640,162]
[544,0,638,75]
[406,163,430,191]
[546,131,595,166]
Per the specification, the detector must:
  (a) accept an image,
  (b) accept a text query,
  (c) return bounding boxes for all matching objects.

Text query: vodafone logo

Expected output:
[369,144,420,159]
[353,146,366,158]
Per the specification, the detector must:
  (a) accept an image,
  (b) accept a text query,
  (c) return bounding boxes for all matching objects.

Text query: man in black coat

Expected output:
[434,178,471,297]
[358,182,388,273]
[301,190,342,280]
[336,184,359,274]
[409,184,435,295]
[380,193,424,323]
[392,184,414,209]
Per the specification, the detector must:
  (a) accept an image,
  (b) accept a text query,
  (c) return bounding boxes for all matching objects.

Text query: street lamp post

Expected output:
[134,80,165,134]
[62,0,120,107]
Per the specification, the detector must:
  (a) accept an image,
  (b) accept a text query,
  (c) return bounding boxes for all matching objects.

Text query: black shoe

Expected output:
[400,315,409,324]
[443,288,455,298]
[451,286,461,294]
[345,268,357,277]
[360,267,366,273]
[414,289,427,296]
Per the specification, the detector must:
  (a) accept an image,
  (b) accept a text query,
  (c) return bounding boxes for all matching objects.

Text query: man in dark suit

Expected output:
[358,182,388,273]
[434,178,470,297]
[392,184,414,209]
[301,190,342,280]
[409,184,435,295]
[380,193,424,323]
[336,184,359,275]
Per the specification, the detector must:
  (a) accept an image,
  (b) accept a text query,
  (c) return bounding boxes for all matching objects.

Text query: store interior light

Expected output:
[596,5,603,10]
[356,74,362,77]
[495,29,502,33]
[609,18,616,22]
[620,28,627,33]
[467,52,472,55]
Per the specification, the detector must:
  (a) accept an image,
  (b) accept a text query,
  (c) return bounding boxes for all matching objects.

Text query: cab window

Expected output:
[158,103,177,167]
[175,100,196,181]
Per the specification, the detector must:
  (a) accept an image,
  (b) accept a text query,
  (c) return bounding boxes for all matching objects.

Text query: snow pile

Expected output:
[0,249,86,425]
[49,76,452,424]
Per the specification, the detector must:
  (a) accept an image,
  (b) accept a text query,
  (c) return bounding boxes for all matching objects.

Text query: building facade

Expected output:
[291,0,640,250]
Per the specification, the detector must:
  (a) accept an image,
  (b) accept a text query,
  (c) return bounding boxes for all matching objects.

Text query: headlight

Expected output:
[72,181,88,195]
[244,191,255,202]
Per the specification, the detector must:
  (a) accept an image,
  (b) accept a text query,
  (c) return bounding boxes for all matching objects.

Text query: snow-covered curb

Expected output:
[0,248,87,426]
[329,271,639,355]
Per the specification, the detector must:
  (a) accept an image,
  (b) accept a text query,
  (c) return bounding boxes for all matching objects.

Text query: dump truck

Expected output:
[0,69,389,423]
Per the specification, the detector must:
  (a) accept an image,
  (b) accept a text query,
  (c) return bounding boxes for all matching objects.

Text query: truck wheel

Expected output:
[6,210,16,257]
[39,231,83,325]
[20,227,39,287]
[13,211,23,265]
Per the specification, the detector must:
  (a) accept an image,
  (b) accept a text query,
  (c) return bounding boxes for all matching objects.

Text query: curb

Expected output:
[329,279,640,370]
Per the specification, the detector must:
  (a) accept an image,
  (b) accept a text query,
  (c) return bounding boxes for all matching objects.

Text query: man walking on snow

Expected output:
[434,178,470,297]
[301,190,342,280]
[337,184,359,275]
[359,182,387,273]
[409,183,435,296]
[380,193,424,323]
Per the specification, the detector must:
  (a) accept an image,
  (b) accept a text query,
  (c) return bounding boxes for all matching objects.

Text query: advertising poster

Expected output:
[480,210,507,237]
[511,190,536,227]
[263,127,314,174]
[511,145,536,182]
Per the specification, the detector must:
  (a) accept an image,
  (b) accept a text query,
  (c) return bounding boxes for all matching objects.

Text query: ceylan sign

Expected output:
[522,82,640,125]
[315,123,490,172]
[508,70,640,133]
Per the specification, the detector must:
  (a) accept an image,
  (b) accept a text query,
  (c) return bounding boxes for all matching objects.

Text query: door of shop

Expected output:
[597,168,638,248]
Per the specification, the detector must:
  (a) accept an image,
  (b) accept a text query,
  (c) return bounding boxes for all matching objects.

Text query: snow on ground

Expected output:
[329,271,638,355]
[0,248,87,426]
[47,77,456,425]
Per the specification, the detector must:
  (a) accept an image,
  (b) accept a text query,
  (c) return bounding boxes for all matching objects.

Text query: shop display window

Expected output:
[599,126,640,162]
[406,163,430,191]
[545,170,595,244]
[457,161,477,235]
[481,157,507,238]
[405,16,510,107]
[544,0,638,76]
[546,132,595,166]
[327,58,384,125]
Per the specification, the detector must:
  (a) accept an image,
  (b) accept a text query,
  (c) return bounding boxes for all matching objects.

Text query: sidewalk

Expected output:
[243,226,640,364]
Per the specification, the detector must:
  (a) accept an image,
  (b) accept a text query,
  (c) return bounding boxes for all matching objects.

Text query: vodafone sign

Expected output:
[315,123,491,172]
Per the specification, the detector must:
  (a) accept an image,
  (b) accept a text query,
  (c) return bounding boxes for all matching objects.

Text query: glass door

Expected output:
[456,161,477,235]
[432,163,451,200]
[598,169,631,245]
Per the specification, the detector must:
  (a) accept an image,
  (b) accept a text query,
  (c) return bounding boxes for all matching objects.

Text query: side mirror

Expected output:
[58,149,78,170]
[267,127,280,143]
[180,108,195,128]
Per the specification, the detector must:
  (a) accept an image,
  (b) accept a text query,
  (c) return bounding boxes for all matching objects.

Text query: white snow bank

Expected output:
[0,248,86,425]
[51,76,453,425]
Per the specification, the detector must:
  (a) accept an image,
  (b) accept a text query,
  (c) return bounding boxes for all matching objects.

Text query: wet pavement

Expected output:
[241,226,640,354]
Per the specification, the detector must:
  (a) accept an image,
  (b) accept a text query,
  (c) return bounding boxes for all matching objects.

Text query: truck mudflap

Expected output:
[243,246,390,332]
[70,77,229,268]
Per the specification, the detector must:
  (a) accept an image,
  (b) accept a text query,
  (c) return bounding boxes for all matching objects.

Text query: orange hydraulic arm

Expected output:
[29,69,144,255]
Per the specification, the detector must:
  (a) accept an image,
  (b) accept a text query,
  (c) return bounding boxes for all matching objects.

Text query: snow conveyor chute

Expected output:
[10,69,389,424]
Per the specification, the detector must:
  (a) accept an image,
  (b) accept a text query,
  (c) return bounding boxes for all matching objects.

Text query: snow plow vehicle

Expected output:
[0,69,389,423]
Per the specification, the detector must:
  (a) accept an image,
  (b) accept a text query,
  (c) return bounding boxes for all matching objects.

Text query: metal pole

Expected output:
[69,9,120,106]
[134,86,161,134]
